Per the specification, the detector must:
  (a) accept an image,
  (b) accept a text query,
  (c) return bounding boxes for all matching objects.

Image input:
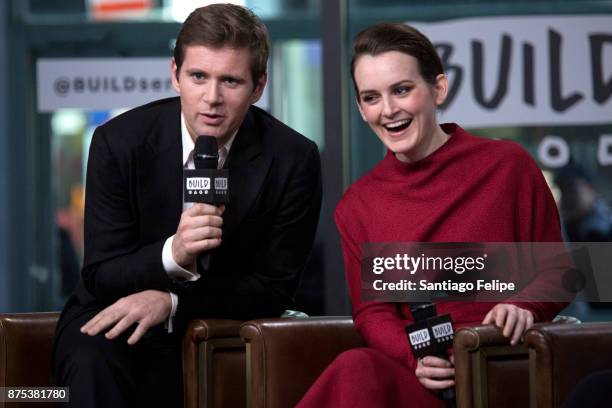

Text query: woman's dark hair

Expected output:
[174,3,269,85]
[351,23,444,94]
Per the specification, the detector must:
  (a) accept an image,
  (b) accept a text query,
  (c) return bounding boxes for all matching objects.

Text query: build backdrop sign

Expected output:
[411,15,611,128]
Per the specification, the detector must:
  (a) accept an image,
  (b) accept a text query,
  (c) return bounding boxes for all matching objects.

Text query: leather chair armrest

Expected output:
[455,324,513,351]
[240,316,365,408]
[183,319,245,408]
[454,325,530,408]
[184,319,244,343]
[454,317,579,408]
[0,312,60,408]
[525,322,612,408]
[0,312,59,388]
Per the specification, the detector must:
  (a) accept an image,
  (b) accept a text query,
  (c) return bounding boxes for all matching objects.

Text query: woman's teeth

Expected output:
[384,119,412,131]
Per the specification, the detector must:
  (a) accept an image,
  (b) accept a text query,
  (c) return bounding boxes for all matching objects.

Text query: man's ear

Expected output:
[434,74,448,106]
[250,72,268,103]
[171,59,180,93]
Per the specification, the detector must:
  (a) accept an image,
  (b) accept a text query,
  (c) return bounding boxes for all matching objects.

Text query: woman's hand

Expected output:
[415,355,455,390]
[482,304,534,345]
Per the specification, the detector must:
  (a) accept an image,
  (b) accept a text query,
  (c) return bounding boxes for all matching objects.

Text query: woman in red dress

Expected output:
[297,23,566,407]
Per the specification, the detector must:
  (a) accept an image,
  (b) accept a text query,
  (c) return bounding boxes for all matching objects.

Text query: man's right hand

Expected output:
[172,203,224,267]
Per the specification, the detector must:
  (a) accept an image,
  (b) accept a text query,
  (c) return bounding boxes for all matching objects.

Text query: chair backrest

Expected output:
[526,322,612,408]
[0,312,60,408]
[241,316,365,408]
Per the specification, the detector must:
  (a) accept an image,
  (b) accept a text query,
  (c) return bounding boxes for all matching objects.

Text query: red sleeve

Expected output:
[335,198,418,370]
[505,146,569,322]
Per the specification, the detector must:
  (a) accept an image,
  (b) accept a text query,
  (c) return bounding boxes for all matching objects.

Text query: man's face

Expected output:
[172,45,266,147]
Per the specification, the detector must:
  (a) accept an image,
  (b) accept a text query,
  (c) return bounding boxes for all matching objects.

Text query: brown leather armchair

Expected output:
[0,312,60,408]
[453,316,584,408]
[183,318,246,408]
[525,322,612,408]
[183,310,310,408]
[454,324,532,408]
[3,312,609,408]
[240,317,365,408]
[241,317,529,408]
[0,313,247,408]
[239,317,531,408]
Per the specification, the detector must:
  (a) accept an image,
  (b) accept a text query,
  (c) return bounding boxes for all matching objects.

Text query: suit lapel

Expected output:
[222,109,272,242]
[137,99,183,239]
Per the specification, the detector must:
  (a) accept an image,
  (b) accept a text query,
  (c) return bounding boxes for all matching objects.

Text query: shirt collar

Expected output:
[180,113,237,167]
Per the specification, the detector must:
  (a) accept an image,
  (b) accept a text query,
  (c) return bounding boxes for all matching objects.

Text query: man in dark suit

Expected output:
[52,4,322,407]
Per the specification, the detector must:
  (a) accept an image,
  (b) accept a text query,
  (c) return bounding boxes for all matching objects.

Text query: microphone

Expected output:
[183,135,229,273]
[183,135,229,204]
[194,135,218,170]
[405,303,456,407]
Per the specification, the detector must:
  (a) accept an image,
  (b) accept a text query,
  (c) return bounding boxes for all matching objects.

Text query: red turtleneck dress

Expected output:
[297,124,567,407]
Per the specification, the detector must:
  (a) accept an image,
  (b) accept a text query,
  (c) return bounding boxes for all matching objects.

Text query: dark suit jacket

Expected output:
[57,97,322,334]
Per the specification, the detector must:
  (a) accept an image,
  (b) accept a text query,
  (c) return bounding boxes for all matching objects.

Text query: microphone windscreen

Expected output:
[409,303,437,322]
[194,135,218,169]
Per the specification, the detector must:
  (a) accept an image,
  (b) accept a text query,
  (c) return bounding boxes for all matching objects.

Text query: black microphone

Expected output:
[194,135,218,170]
[406,303,456,407]
[183,135,229,204]
[183,135,230,273]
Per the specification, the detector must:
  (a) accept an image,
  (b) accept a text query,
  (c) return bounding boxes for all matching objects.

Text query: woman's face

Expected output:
[354,51,448,163]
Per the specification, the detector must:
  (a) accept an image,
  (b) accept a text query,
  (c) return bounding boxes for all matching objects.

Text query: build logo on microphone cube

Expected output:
[187,177,211,191]
[183,169,229,204]
[406,321,437,358]
[429,315,454,349]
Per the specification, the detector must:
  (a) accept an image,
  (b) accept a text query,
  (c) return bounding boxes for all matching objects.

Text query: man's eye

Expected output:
[192,73,205,80]
[224,78,239,86]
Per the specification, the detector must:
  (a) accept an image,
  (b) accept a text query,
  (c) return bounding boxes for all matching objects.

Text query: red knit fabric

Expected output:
[297,124,567,407]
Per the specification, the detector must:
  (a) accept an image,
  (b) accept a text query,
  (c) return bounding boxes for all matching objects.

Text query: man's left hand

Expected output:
[81,290,172,345]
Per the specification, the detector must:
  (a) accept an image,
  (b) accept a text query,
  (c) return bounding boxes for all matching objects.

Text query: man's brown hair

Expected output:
[174,3,269,85]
